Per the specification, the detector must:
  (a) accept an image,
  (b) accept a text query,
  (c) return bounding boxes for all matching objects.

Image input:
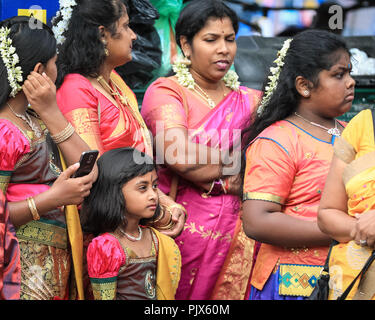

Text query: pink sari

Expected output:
[142,77,260,300]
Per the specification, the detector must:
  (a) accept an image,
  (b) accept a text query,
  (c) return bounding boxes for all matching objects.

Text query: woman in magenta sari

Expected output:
[141,0,261,300]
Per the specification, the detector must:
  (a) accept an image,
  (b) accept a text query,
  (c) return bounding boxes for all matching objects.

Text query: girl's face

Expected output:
[121,170,159,221]
[309,50,355,118]
[105,10,137,67]
[184,16,237,83]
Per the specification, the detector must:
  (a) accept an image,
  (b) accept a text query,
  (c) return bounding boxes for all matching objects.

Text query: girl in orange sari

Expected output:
[141,0,261,300]
[241,30,354,300]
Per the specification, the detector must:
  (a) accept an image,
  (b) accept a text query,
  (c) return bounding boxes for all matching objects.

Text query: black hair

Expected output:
[0,16,56,108]
[175,0,239,50]
[240,29,350,195]
[54,0,128,88]
[242,29,350,147]
[81,147,160,236]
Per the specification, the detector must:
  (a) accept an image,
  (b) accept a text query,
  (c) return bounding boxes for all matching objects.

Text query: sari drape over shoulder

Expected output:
[141,77,261,300]
[243,120,342,298]
[328,109,375,300]
[87,228,181,300]
[57,72,152,157]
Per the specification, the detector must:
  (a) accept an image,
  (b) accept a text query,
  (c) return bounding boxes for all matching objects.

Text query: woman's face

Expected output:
[105,10,137,67]
[183,16,237,83]
[309,50,355,118]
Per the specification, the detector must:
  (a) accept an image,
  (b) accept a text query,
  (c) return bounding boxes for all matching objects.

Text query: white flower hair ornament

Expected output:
[257,38,292,116]
[172,54,240,91]
[0,27,23,97]
[52,0,77,46]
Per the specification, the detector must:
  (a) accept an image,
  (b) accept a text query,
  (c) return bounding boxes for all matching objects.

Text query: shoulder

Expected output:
[87,233,125,278]
[239,85,262,98]
[145,77,181,95]
[57,73,98,99]
[0,119,29,154]
[247,121,296,156]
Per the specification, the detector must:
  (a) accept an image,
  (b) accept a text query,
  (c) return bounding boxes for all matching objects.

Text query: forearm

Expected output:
[8,188,58,227]
[243,211,332,247]
[37,106,90,164]
[318,208,356,243]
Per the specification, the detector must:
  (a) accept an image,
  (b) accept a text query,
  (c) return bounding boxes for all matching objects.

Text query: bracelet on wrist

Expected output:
[51,122,75,144]
[27,197,40,220]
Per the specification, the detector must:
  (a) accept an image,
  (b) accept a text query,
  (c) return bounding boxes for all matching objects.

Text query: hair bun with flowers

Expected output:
[257,38,292,116]
[0,26,23,97]
[52,0,77,46]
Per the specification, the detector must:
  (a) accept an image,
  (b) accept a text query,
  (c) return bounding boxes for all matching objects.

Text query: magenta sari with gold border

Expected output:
[141,77,260,300]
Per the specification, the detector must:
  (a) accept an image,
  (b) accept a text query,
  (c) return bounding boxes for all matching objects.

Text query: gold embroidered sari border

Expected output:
[243,192,285,205]
[16,219,68,250]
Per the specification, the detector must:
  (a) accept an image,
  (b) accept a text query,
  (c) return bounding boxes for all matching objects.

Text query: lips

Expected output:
[215,60,230,70]
[345,92,355,101]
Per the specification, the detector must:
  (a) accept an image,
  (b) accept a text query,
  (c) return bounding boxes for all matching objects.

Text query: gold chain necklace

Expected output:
[193,82,225,109]
[96,75,152,150]
[7,102,42,138]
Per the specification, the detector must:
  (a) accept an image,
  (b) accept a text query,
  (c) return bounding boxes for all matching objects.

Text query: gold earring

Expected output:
[181,55,191,66]
[102,39,109,56]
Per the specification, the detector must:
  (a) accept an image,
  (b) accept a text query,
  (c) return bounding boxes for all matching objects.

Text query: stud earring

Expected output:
[303,90,310,97]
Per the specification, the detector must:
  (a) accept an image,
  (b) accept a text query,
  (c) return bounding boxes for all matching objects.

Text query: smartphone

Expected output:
[72,150,99,178]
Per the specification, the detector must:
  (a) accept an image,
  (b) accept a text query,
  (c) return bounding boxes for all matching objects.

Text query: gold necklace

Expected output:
[7,102,42,138]
[193,82,225,109]
[96,75,152,151]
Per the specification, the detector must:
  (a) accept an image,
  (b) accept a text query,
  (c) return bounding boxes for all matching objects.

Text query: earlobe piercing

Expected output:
[303,90,310,96]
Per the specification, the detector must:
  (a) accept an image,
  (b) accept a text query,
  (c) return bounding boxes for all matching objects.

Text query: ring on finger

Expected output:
[359,239,367,246]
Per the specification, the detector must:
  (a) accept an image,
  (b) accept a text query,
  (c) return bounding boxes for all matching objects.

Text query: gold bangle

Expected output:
[168,203,187,215]
[51,122,75,144]
[156,217,176,230]
[27,197,40,220]
[152,207,166,224]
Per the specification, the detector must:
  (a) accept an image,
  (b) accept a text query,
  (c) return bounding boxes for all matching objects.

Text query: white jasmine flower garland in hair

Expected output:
[172,54,240,91]
[52,0,77,45]
[0,27,23,97]
[257,38,292,115]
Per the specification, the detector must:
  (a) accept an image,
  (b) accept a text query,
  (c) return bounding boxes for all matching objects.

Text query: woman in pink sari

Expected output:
[141,0,261,300]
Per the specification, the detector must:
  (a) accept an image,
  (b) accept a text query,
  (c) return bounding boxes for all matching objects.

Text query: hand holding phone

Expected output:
[73,150,99,178]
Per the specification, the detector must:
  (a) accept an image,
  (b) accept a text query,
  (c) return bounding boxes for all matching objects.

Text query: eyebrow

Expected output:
[332,65,351,72]
[203,32,235,37]
[135,177,159,185]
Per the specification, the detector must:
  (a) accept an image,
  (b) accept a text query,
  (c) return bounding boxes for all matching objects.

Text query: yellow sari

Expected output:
[329,109,375,300]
